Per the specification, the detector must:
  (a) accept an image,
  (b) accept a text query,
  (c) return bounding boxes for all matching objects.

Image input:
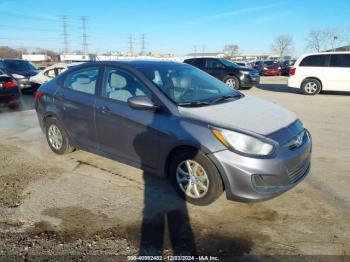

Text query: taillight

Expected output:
[3,79,17,89]
[35,91,44,101]
[290,67,296,76]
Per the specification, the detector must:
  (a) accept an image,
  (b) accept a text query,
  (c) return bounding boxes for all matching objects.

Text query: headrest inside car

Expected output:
[109,73,127,89]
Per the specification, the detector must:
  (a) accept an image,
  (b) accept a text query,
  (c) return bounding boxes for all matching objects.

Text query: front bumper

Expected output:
[240,74,260,87]
[208,129,312,202]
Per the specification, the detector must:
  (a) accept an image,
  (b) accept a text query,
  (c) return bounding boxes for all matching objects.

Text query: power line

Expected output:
[61,15,69,54]
[80,16,88,55]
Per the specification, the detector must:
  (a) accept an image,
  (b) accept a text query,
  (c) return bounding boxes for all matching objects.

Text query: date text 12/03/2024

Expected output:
[127,255,220,261]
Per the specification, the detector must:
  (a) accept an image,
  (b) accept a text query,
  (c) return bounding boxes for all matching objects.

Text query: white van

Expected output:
[288,52,350,95]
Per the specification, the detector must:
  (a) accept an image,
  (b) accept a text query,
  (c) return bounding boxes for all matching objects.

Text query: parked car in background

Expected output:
[0,69,20,109]
[281,59,296,76]
[288,52,350,95]
[257,60,282,76]
[0,59,39,91]
[234,61,252,68]
[252,60,262,70]
[30,63,69,88]
[35,61,311,205]
[184,57,260,89]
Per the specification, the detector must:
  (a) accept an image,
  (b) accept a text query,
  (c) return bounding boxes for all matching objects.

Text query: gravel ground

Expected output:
[0,77,349,261]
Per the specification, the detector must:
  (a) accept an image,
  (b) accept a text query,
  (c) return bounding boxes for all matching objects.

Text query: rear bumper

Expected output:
[0,88,21,106]
[288,76,300,88]
[208,130,312,202]
[15,78,32,90]
[263,69,281,76]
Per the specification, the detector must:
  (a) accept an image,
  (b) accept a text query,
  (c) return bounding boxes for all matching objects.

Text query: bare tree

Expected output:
[306,30,325,52]
[223,44,239,57]
[324,27,341,51]
[342,27,350,50]
[271,35,294,58]
[0,46,21,58]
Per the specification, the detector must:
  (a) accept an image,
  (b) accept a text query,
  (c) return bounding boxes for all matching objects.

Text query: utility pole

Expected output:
[128,34,134,55]
[202,44,206,54]
[61,15,69,54]
[80,16,88,55]
[194,45,197,57]
[140,34,146,55]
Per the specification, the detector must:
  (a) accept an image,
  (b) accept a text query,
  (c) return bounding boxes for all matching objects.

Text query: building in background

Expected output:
[59,54,91,62]
[324,45,350,52]
[22,54,50,62]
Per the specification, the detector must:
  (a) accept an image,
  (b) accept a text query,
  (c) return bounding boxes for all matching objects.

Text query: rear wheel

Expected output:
[169,149,223,205]
[301,79,321,95]
[223,76,240,90]
[45,118,74,155]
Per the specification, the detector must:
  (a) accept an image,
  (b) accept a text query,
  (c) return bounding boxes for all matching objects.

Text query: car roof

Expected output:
[78,60,185,69]
[0,58,26,61]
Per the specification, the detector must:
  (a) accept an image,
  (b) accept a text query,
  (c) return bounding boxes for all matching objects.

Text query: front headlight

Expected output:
[212,128,274,156]
[240,70,250,75]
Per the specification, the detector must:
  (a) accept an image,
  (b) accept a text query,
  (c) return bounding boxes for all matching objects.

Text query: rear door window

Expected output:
[299,55,327,67]
[63,67,99,95]
[206,59,224,69]
[191,59,205,68]
[329,54,350,67]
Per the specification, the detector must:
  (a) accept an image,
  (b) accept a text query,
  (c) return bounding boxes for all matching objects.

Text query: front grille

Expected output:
[287,159,310,183]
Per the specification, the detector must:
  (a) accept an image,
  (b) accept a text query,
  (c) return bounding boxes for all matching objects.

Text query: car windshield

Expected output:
[4,60,38,72]
[139,64,242,105]
[219,59,239,68]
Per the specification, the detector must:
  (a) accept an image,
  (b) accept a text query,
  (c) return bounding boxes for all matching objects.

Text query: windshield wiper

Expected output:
[178,101,210,107]
[209,94,241,105]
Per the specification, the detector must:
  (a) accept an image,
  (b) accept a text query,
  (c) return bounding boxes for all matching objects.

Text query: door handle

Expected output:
[99,106,111,114]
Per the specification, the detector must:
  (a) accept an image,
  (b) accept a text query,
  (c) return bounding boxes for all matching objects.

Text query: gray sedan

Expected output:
[35,60,311,205]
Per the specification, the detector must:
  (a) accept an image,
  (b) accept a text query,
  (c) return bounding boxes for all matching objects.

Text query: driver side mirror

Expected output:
[127,96,159,111]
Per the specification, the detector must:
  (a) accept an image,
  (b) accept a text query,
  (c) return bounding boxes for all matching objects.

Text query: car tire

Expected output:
[223,76,240,90]
[45,118,74,155]
[301,79,321,95]
[169,149,223,206]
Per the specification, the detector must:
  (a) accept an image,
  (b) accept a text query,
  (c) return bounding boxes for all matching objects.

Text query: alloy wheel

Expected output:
[48,124,63,150]
[304,82,318,94]
[176,160,209,199]
[225,78,236,88]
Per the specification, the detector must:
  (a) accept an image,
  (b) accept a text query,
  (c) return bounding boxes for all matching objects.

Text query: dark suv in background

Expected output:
[0,59,39,91]
[184,57,260,89]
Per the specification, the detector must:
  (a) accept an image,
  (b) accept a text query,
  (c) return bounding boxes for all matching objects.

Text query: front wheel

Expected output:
[223,76,240,90]
[169,150,223,206]
[301,79,321,95]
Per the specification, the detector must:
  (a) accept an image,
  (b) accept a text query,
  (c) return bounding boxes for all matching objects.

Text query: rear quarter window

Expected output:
[330,54,350,67]
[299,55,327,67]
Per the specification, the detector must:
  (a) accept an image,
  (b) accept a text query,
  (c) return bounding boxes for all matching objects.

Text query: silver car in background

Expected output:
[35,61,312,205]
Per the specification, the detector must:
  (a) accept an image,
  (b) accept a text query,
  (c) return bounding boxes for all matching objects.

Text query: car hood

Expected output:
[178,95,297,136]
